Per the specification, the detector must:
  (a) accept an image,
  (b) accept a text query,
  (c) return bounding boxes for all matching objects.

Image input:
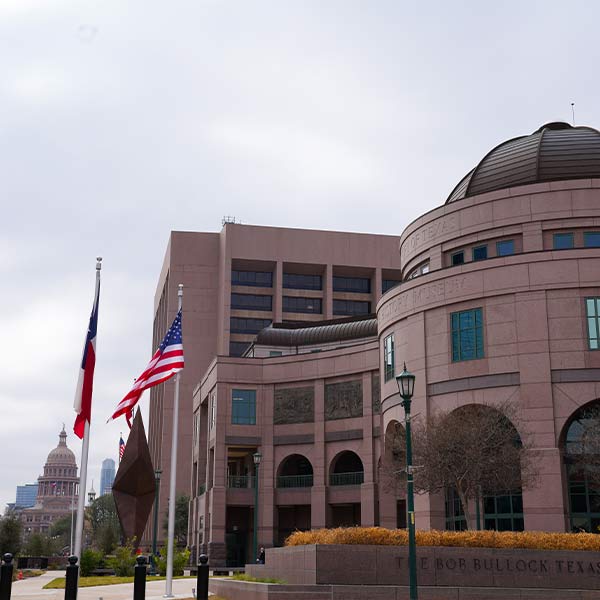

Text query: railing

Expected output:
[227,475,256,489]
[276,474,314,488]
[330,471,364,486]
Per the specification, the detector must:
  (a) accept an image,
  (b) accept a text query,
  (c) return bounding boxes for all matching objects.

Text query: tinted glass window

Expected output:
[283,273,322,290]
[230,317,272,334]
[333,276,371,293]
[232,389,256,424]
[229,341,251,357]
[586,298,600,350]
[231,293,272,311]
[451,251,464,265]
[384,334,394,381]
[382,279,401,293]
[282,296,322,314]
[553,233,574,249]
[496,240,515,256]
[472,246,488,261]
[584,232,600,248]
[231,270,273,287]
[451,308,484,361]
[333,299,371,316]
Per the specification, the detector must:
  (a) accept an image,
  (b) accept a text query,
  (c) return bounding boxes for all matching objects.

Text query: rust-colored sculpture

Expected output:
[112,411,156,547]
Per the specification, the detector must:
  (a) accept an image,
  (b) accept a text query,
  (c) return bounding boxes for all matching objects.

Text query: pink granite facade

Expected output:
[148,224,402,545]
[379,178,600,533]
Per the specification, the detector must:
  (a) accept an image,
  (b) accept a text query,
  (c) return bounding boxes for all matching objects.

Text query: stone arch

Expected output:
[276,454,314,488]
[329,450,364,486]
[560,399,600,532]
[442,403,524,532]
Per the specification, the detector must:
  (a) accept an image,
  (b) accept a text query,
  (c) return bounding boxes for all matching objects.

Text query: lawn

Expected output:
[43,575,194,589]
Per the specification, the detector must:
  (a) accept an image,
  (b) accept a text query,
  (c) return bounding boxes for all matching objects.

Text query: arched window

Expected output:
[276,455,313,488]
[563,402,600,532]
[330,451,364,486]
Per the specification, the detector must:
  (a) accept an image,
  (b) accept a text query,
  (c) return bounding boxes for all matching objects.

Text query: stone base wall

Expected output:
[207,541,227,567]
[210,578,600,600]
[245,544,600,590]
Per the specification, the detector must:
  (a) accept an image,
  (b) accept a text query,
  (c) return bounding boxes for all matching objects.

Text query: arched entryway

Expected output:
[562,400,600,532]
[276,454,313,488]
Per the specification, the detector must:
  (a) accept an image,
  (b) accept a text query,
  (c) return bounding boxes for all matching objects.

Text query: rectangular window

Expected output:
[586,298,600,350]
[472,245,488,261]
[269,350,283,357]
[584,232,600,248]
[210,393,216,429]
[384,334,395,381]
[496,239,515,256]
[231,293,272,311]
[229,341,251,356]
[553,233,574,249]
[451,251,465,265]
[282,296,322,314]
[283,273,322,290]
[232,389,256,425]
[451,308,484,361]
[333,276,371,293]
[382,279,401,293]
[333,299,371,316]
[230,317,272,334]
[231,270,273,287]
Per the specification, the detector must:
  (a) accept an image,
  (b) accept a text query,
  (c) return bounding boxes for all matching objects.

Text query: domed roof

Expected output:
[446,122,600,203]
[46,427,77,466]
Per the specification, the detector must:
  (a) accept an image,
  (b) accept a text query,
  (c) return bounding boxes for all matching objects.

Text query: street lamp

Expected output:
[252,452,262,564]
[396,363,418,600]
[150,469,162,575]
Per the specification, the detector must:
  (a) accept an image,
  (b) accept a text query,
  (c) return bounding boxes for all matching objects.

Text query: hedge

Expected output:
[285,527,600,551]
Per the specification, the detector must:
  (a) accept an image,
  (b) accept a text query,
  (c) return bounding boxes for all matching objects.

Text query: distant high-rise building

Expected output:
[15,484,38,508]
[100,458,115,496]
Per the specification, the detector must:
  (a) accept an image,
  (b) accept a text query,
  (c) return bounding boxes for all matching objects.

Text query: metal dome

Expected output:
[446,122,600,203]
[46,427,77,465]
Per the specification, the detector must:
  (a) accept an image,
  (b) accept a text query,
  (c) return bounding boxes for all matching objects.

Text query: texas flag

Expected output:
[73,277,100,439]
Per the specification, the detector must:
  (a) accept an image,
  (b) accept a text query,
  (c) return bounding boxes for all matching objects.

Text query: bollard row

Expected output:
[0,554,14,600]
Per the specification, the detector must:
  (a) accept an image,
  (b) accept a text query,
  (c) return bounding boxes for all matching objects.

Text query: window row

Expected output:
[553,231,600,249]
[283,273,322,290]
[283,296,322,314]
[382,279,401,293]
[333,299,371,316]
[451,239,515,266]
[232,270,273,288]
[231,293,272,311]
[230,317,272,334]
[333,276,371,293]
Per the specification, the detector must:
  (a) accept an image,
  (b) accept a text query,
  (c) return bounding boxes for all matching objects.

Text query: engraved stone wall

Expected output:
[274,386,314,424]
[325,380,363,421]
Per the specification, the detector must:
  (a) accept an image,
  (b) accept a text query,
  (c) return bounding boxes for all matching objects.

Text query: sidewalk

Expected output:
[10,571,213,600]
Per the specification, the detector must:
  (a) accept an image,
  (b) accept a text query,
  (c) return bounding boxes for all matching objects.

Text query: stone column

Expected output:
[311,379,327,528]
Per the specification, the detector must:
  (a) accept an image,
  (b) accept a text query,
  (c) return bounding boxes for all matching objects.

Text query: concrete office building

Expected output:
[186,121,600,565]
[148,224,403,543]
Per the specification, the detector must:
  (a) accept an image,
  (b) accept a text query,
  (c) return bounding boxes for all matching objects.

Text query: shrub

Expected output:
[107,543,136,577]
[156,546,190,576]
[80,549,103,577]
[285,527,600,552]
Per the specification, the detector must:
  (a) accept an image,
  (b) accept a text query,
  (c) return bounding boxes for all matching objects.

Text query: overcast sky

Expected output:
[2,0,600,511]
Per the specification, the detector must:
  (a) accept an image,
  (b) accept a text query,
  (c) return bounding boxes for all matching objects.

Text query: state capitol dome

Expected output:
[446,122,600,203]
[45,427,77,466]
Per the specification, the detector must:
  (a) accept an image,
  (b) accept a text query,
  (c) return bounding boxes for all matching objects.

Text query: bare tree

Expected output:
[408,402,538,529]
[379,421,406,495]
[565,404,600,490]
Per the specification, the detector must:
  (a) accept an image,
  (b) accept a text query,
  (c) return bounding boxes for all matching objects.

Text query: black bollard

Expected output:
[64,556,78,600]
[0,553,14,600]
[196,554,209,600]
[133,555,147,600]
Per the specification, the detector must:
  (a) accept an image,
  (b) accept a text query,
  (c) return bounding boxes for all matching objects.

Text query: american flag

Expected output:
[119,435,125,462]
[110,310,184,424]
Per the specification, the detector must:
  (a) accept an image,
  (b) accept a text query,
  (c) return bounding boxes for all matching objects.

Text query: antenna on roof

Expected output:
[222,216,240,226]
[571,102,575,126]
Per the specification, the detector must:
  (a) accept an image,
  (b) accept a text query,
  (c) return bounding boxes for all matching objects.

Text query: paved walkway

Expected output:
[10,571,213,600]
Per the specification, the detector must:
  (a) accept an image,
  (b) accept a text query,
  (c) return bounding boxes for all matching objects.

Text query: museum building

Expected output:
[180,121,600,565]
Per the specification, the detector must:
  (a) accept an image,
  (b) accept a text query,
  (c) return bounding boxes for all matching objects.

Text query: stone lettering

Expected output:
[473,558,481,571]
[420,557,428,570]
[396,557,404,568]
[516,560,526,572]
[405,215,459,253]
[483,559,493,571]
[528,560,538,573]
[567,561,575,574]
[556,560,564,573]
[436,558,443,570]
[540,560,548,573]
[495,559,503,572]
[446,558,456,570]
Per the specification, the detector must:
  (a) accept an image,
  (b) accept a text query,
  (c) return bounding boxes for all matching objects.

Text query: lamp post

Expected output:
[396,363,417,600]
[150,469,162,575]
[252,452,262,564]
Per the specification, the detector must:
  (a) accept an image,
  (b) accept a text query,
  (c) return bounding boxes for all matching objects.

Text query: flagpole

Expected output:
[74,257,101,561]
[165,284,183,598]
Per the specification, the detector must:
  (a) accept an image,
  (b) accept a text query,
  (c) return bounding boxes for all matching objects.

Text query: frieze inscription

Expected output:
[403,214,459,256]
[274,386,314,424]
[325,380,363,421]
